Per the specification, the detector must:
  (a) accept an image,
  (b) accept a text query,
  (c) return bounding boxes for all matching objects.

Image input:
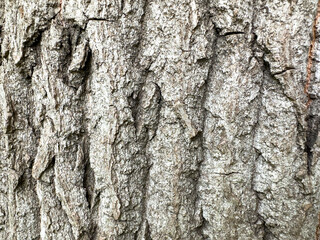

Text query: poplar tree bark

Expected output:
[1,0,320,239]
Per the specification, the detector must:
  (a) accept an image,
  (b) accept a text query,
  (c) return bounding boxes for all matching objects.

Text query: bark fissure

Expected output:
[194,19,219,237]
[1,1,320,239]
[250,4,272,235]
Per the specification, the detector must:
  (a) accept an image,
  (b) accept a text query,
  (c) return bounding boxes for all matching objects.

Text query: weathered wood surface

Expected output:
[1,0,320,239]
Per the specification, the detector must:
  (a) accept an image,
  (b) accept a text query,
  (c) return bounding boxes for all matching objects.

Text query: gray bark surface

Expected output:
[0,0,320,239]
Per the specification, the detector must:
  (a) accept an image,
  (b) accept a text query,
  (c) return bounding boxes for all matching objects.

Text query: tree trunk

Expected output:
[1,0,320,239]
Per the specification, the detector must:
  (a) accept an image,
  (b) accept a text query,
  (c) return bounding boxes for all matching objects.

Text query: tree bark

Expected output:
[1,0,320,239]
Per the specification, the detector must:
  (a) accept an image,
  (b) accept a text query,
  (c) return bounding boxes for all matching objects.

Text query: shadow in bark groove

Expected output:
[304,103,320,175]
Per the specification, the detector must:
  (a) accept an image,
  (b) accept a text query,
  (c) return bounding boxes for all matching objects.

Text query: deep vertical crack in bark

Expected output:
[194,18,219,237]
[250,5,268,237]
[305,113,320,175]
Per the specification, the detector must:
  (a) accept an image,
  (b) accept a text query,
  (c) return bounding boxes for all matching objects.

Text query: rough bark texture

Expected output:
[1,0,320,239]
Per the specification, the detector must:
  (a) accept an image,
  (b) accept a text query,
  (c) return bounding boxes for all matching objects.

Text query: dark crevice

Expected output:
[194,208,210,240]
[251,147,262,231]
[38,156,56,183]
[14,171,26,191]
[16,29,43,78]
[148,81,162,142]
[120,0,125,15]
[190,130,203,143]
[214,26,222,35]
[304,109,320,175]
[221,31,245,37]
[90,224,98,240]
[211,171,240,176]
[83,156,94,209]
[256,59,278,240]
[87,18,116,22]
[80,46,92,90]
[272,67,296,76]
[91,191,101,212]
[80,43,95,236]
[18,26,48,68]
[138,182,153,239]
[262,55,298,104]
[26,30,43,48]
[56,28,73,89]
[144,221,152,240]
[153,81,163,104]
[127,90,140,131]
[0,25,2,65]
[250,5,269,235]
[212,23,245,38]
[258,214,277,240]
